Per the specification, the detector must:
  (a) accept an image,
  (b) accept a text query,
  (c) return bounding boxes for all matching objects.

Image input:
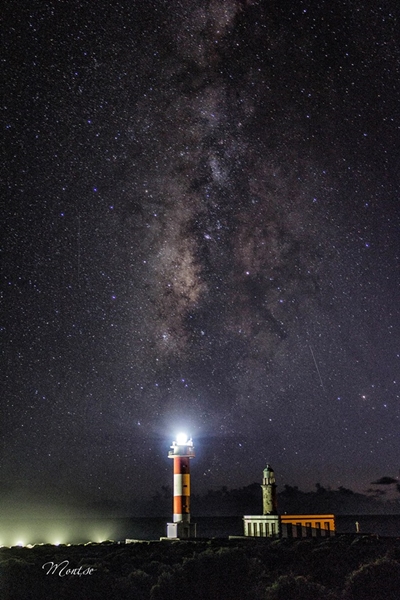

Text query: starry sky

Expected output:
[2,0,399,515]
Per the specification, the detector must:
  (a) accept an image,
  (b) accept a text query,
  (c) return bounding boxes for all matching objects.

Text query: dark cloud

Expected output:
[371,477,398,486]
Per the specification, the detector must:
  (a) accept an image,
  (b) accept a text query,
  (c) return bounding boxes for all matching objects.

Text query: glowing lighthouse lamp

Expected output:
[166,433,196,539]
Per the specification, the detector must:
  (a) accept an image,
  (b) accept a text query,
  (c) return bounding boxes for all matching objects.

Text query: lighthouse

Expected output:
[261,464,278,514]
[166,434,196,539]
[243,464,335,538]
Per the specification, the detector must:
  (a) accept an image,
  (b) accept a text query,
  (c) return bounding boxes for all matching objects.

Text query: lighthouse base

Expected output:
[166,521,197,539]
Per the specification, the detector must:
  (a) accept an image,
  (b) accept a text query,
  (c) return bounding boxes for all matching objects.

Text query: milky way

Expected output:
[131,3,332,382]
[2,0,399,511]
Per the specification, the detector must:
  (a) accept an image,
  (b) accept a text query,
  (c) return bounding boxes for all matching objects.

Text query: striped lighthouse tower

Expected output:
[166,434,196,539]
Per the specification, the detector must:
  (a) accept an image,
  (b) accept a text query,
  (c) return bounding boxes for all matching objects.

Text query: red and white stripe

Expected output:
[168,438,195,523]
[173,456,191,522]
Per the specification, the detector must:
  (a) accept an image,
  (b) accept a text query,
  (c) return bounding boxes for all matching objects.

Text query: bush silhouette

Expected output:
[344,557,400,600]
[151,547,253,600]
[265,574,338,600]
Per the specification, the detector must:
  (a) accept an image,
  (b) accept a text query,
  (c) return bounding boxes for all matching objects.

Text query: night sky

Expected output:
[2,0,399,516]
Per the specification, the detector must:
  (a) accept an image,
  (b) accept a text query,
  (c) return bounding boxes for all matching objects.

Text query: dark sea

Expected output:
[1,514,400,546]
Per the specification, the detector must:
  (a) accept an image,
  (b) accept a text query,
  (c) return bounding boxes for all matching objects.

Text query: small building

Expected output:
[243,465,335,538]
[280,514,335,538]
[243,515,281,538]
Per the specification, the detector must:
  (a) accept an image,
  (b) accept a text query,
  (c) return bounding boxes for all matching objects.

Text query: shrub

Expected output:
[344,557,400,600]
[265,574,338,600]
[150,547,253,600]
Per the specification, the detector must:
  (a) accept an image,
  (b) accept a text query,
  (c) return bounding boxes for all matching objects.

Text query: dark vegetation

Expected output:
[1,535,399,600]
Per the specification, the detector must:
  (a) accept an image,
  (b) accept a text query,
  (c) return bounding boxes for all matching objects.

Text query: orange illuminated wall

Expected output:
[280,514,335,536]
